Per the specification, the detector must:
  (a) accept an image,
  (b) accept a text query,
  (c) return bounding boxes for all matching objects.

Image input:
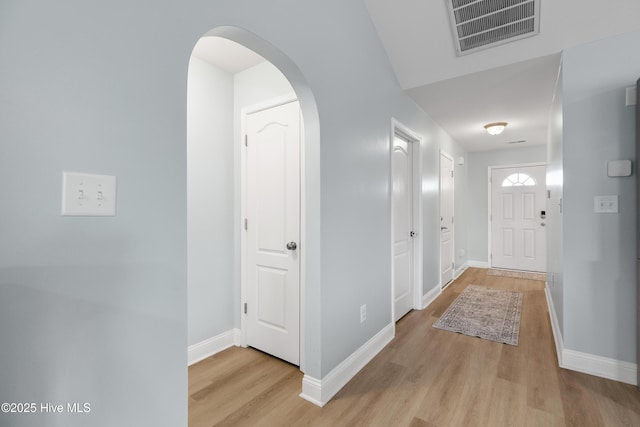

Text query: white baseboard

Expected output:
[299,376,323,406]
[421,285,441,309]
[544,285,637,386]
[544,285,564,367]
[299,323,394,407]
[454,264,468,280]
[188,328,240,366]
[468,260,490,268]
[562,349,637,385]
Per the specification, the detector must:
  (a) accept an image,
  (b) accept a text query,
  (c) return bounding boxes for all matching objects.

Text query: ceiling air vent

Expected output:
[447,0,540,56]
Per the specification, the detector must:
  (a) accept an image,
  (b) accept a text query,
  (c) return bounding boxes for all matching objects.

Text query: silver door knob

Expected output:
[286,241,297,250]
[541,222,546,227]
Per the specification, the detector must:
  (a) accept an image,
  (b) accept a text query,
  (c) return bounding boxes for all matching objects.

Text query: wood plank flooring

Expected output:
[189,268,640,426]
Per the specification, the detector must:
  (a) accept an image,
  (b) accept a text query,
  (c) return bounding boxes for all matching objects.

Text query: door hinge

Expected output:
[245,135,248,147]
[244,303,247,314]
[452,216,454,224]
[489,177,492,183]
[451,262,454,269]
[451,170,454,178]
[244,218,248,230]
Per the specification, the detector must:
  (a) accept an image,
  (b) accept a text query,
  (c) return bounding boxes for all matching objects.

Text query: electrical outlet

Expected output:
[360,304,366,323]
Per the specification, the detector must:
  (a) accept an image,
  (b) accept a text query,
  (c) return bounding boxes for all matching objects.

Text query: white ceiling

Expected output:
[190,3,640,153]
[365,0,640,152]
[407,53,560,152]
[191,37,265,74]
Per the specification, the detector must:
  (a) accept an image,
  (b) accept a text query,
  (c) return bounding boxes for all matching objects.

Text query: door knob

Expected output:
[540,222,546,227]
[441,227,448,231]
[286,241,297,250]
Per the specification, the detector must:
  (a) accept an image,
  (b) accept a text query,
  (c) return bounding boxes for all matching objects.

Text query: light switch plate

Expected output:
[594,195,618,213]
[62,172,117,216]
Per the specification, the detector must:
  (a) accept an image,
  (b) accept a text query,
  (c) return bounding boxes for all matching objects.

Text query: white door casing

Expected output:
[490,165,547,272]
[392,135,414,322]
[244,99,301,365]
[440,152,454,287]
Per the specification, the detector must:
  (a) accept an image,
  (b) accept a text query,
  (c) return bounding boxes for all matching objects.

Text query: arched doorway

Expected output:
[186,27,320,376]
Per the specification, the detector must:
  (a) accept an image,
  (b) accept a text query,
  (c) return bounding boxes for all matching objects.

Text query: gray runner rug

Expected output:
[433,285,523,346]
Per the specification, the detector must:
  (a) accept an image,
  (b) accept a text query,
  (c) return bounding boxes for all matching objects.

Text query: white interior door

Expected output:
[245,100,300,365]
[491,165,547,272]
[440,153,454,287]
[392,135,414,322]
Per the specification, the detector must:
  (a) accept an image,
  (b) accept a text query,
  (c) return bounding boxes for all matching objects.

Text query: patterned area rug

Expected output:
[433,285,524,346]
[487,268,546,281]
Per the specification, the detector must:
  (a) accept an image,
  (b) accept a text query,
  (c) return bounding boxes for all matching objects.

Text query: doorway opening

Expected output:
[186,27,320,376]
[390,119,423,325]
[440,151,455,289]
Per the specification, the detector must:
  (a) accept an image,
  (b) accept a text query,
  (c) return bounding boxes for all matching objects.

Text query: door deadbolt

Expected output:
[286,241,297,250]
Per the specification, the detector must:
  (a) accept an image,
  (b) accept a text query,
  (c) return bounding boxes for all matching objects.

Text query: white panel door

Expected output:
[491,165,546,272]
[392,136,414,322]
[440,153,454,287]
[246,100,300,365]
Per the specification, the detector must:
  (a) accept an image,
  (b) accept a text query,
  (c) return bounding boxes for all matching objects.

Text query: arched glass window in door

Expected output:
[502,173,536,187]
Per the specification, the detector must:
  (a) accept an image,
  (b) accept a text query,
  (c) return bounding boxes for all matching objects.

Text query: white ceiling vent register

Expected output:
[446,0,540,56]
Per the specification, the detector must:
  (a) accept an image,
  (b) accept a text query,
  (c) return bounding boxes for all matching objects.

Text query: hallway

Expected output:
[189,268,640,426]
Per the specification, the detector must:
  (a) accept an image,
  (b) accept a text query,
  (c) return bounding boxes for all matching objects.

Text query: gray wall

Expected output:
[547,63,564,332]
[467,145,548,264]
[187,56,235,346]
[0,2,467,424]
[1,1,189,425]
[561,32,639,362]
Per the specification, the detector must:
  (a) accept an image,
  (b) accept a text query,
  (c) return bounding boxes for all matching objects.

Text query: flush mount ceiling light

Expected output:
[484,122,508,135]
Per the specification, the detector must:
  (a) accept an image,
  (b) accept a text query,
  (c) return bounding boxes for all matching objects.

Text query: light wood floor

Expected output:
[189,268,640,426]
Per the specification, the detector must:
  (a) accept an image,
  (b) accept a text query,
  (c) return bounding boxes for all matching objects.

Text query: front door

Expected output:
[245,100,300,365]
[392,135,414,321]
[491,165,547,272]
[440,153,454,287]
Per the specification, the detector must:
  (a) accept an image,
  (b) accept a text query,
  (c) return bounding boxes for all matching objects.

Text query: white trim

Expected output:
[299,323,394,407]
[468,260,490,268]
[544,284,564,366]
[188,329,241,366]
[421,285,441,310]
[299,109,307,373]
[454,263,468,280]
[545,284,637,386]
[439,150,455,289]
[240,93,305,369]
[390,119,424,326]
[299,376,323,406]
[563,350,637,386]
